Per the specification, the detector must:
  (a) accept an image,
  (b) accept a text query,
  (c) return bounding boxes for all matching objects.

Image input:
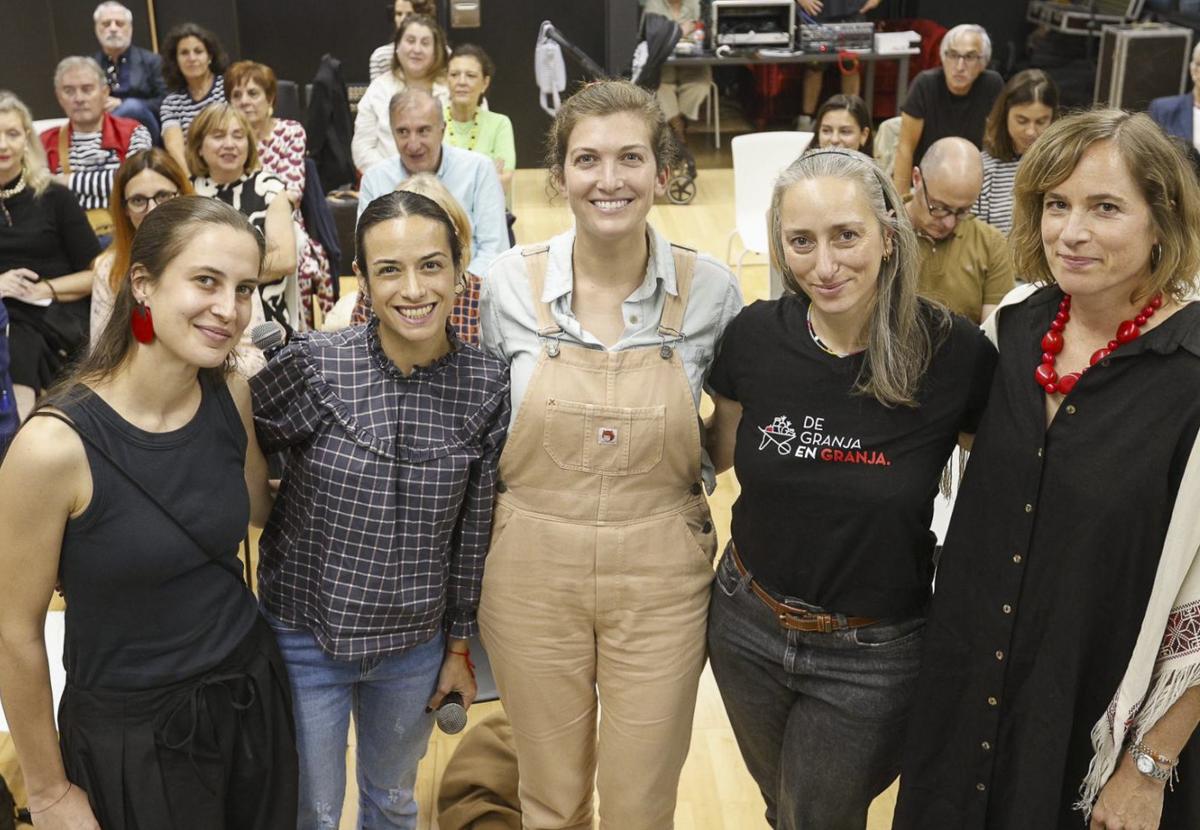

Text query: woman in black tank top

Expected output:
[0,196,297,829]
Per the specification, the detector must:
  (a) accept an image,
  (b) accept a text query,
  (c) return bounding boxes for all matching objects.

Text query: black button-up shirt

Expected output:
[251,322,510,659]
[895,287,1200,829]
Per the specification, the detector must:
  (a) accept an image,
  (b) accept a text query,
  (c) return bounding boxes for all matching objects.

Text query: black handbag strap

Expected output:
[32,409,251,588]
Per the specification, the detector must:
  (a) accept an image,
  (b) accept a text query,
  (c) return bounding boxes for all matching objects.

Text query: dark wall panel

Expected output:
[151,0,242,69]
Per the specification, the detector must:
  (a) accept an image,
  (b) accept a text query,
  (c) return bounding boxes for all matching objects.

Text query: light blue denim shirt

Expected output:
[481,225,744,491]
[358,143,508,278]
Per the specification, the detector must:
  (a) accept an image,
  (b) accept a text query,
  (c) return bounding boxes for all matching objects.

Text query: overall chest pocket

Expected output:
[542,398,665,476]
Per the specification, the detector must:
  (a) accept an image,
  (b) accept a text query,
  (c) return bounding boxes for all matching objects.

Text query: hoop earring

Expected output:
[131,301,155,343]
[1151,243,1163,273]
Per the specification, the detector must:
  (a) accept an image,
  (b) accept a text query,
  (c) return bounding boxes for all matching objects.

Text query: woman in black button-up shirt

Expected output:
[896,110,1200,830]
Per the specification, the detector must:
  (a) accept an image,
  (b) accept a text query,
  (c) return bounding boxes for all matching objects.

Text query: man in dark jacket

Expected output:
[92,1,167,144]
[1148,42,1200,149]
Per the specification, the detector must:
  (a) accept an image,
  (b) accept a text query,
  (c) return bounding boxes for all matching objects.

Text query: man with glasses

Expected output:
[1148,42,1200,152]
[892,24,1003,196]
[91,1,167,144]
[904,137,1013,323]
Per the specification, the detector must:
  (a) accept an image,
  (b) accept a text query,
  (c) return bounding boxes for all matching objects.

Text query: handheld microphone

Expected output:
[435,692,468,734]
[250,320,289,359]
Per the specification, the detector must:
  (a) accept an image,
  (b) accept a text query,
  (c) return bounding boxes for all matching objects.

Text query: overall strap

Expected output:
[658,244,697,339]
[521,244,561,337]
[30,409,251,587]
[57,127,72,176]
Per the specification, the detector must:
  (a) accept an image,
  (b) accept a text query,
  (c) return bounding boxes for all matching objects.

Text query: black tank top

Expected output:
[55,374,258,690]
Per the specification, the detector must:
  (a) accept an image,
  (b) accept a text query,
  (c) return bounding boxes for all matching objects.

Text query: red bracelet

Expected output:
[448,648,476,678]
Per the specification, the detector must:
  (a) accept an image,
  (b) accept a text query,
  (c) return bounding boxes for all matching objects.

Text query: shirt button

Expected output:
[987,696,998,706]
[982,741,992,751]
[1002,604,1012,614]
[976,782,987,792]
[1013,554,1023,564]
[495,480,507,493]
[690,482,702,495]
[630,315,639,324]
[995,650,1005,661]
[1024,503,1033,513]
[1036,447,1043,458]
[1065,404,1077,415]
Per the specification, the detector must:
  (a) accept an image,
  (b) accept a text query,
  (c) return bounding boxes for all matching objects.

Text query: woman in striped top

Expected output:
[974,69,1058,235]
[159,23,228,173]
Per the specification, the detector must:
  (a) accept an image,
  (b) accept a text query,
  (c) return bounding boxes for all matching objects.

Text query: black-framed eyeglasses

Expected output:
[125,190,179,213]
[917,167,972,220]
[944,49,983,65]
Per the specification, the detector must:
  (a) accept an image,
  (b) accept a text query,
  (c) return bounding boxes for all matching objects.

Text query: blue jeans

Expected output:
[707,548,924,830]
[266,615,443,830]
[112,97,160,145]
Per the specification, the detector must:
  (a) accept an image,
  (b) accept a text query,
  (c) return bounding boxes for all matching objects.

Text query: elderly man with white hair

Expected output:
[91,0,167,143]
[1148,41,1200,151]
[39,56,152,231]
[892,23,1003,195]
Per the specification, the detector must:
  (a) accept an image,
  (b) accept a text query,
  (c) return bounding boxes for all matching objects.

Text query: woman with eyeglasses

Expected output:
[90,148,193,343]
[705,147,996,829]
[891,23,1003,196]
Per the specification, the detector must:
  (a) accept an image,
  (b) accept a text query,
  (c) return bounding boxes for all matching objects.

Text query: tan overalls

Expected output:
[478,244,718,830]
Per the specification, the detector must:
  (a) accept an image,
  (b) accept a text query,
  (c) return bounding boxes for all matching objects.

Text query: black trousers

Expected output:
[58,615,298,829]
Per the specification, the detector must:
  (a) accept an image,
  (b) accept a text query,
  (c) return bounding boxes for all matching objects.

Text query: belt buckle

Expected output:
[815,612,835,633]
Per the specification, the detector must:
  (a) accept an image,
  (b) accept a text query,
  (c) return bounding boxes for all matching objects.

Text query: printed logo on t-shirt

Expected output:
[756,414,890,466]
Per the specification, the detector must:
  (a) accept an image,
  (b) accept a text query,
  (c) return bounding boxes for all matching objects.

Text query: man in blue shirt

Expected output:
[92,1,168,144]
[358,89,508,280]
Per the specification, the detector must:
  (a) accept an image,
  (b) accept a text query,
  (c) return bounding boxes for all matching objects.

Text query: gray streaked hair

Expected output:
[54,56,107,90]
[93,1,132,22]
[768,148,949,408]
[941,23,992,64]
[388,89,444,125]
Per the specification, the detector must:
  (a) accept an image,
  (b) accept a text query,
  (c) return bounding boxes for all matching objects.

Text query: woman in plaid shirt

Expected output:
[250,190,509,829]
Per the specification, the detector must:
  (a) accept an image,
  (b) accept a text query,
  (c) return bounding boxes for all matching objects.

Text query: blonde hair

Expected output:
[185,104,260,179]
[769,148,948,407]
[397,173,472,269]
[0,91,52,196]
[1011,108,1200,303]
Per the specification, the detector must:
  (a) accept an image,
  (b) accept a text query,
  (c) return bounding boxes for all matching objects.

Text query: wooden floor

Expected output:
[0,161,899,829]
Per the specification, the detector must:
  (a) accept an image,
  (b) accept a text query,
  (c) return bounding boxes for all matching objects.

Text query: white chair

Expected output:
[726,131,813,280]
[32,117,68,136]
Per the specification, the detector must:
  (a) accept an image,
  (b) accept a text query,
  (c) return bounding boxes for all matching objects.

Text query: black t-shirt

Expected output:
[902,68,1004,162]
[708,296,997,618]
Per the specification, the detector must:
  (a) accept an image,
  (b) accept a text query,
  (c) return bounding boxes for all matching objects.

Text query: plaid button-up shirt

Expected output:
[250,321,510,659]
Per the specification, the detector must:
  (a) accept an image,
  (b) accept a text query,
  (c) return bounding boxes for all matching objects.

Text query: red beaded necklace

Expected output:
[1034,293,1163,395]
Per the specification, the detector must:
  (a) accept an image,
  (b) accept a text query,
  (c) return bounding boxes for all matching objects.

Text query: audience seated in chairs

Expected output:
[357,89,507,345]
[809,93,872,154]
[186,103,296,369]
[905,137,1013,324]
[368,0,437,82]
[893,23,1002,195]
[40,56,152,237]
[0,92,99,418]
[91,1,167,143]
[352,13,450,172]
[90,148,193,342]
[445,45,515,198]
[159,22,229,171]
[975,69,1058,235]
[228,60,335,327]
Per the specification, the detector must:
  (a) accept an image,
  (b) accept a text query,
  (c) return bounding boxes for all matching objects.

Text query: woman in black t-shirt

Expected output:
[704,147,996,829]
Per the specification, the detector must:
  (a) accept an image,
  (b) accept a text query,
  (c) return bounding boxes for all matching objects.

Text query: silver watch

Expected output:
[1127,742,1174,784]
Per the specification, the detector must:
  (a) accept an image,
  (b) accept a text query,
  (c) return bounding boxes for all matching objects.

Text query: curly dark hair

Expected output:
[160,23,228,91]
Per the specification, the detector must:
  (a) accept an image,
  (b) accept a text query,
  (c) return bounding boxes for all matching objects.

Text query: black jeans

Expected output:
[707,548,924,830]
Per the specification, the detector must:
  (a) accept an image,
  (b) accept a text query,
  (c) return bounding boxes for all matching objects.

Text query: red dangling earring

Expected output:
[131,301,155,344]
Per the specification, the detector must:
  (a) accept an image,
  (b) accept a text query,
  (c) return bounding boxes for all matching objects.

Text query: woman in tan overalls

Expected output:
[478,80,743,829]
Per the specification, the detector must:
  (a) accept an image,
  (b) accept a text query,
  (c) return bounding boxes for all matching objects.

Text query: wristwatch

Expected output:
[1127,741,1176,785]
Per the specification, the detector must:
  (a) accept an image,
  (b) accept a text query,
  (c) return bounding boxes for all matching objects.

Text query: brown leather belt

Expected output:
[729,544,879,633]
